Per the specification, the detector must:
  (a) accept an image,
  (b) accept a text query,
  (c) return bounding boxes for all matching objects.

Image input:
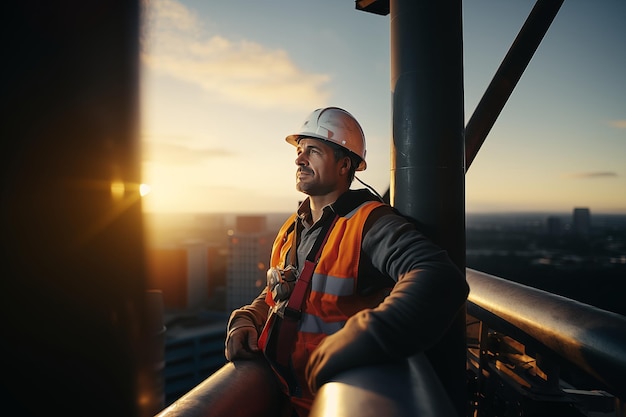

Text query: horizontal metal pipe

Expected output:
[310,353,458,417]
[157,353,456,417]
[155,359,286,417]
[466,268,626,400]
[157,269,626,416]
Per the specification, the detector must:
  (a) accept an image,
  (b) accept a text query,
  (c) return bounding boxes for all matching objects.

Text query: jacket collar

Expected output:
[297,189,381,220]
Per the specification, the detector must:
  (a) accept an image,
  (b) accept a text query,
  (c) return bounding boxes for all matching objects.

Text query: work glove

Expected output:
[224,316,262,361]
[305,312,389,393]
[224,288,271,361]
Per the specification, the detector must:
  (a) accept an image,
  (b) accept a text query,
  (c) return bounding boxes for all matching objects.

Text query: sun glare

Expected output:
[140,183,152,197]
[111,181,151,200]
[110,181,125,199]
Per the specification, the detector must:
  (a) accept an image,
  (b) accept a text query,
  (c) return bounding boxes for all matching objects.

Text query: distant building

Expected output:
[146,242,210,310]
[546,216,563,236]
[206,244,227,307]
[572,207,591,237]
[226,216,273,312]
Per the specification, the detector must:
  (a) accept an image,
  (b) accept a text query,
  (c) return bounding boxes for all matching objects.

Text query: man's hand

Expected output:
[305,313,388,393]
[225,323,261,361]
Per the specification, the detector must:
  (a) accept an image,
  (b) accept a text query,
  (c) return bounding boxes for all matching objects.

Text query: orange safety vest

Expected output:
[265,199,389,411]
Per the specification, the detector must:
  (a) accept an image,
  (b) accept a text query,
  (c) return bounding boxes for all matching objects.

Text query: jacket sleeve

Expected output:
[359,213,469,355]
[306,212,469,391]
[227,287,271,335]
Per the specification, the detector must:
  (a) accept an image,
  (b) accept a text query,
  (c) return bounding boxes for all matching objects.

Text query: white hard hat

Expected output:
[285,107,367,171]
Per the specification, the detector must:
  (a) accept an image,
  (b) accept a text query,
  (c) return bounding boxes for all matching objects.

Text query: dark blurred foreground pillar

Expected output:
[0,1,158,416]
[390,0,467,416]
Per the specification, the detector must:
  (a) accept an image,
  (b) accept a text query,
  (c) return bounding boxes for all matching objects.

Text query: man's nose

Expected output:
[295,153,307,166]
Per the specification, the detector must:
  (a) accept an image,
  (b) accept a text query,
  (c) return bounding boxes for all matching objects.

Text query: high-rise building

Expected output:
[146,242,210,310]
[226,216,273,312]
[546,216,563,236]
[572,207,591,237]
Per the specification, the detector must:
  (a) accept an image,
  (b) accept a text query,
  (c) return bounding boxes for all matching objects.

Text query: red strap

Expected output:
[276,318,296,365]
[286,260,315,312]
[274,215,339,366]
[275,260,316,365]
[285,214,339,312]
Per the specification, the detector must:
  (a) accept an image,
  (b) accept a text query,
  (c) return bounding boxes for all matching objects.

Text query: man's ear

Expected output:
[339,157,351,175]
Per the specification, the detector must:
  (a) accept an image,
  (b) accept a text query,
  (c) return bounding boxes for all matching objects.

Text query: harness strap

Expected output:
[274,214,339,366]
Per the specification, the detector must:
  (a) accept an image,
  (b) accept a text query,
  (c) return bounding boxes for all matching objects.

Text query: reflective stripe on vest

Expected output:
[269,200,384,330]
[310,272,354,296]
[299,312,345,334]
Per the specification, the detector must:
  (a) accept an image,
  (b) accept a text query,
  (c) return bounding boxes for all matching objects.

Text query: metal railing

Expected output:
[309,352,458,417]
[155,268,626,416]
[465,268,626,402]
[156,352,456,417]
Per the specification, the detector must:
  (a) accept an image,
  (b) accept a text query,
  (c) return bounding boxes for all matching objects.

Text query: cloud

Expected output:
[609,120,626,129]
[142,140,234,165]
[562,172,618,179]
[141,0,330,111]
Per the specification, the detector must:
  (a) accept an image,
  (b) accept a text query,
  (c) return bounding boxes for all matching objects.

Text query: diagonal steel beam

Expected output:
[465,0,564,171]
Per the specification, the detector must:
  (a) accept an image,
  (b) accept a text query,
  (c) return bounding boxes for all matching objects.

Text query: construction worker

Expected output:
[225,107,469,416]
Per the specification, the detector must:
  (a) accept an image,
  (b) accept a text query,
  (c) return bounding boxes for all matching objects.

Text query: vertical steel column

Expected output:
[390,0,466,415]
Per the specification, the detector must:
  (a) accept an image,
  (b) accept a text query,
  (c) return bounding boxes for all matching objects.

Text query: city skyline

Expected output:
[139,0,626,215]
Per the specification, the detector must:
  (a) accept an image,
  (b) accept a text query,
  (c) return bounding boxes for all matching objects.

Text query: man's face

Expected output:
[294,138,344,196]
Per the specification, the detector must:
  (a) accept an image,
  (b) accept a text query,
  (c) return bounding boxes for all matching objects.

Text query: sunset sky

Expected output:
[139,0,626,215]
